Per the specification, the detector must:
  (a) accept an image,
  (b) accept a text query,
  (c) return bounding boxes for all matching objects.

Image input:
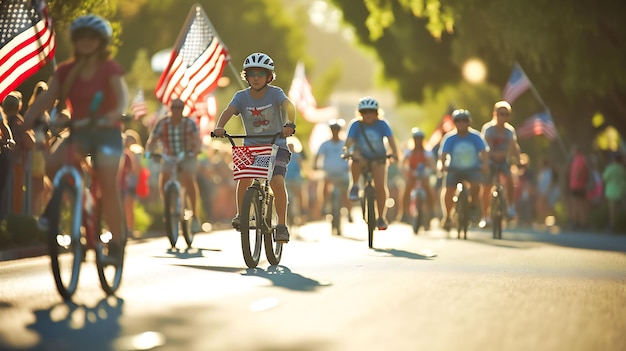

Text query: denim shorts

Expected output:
[445,168,482,187]
[272,147,292,178]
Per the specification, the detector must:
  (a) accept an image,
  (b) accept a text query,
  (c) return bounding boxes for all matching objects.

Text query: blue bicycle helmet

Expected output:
[411,128,425,138]
[452,109,471,121]
[358,97,379,111]
[70,15,113,42]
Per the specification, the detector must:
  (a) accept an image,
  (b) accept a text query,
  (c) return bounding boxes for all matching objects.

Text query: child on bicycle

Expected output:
[439,109,489,231]
[314,119,352,221]
[212,53,296,243]
[145,98,203,234]
[24,15,129,262]
[480,101,521,227]
[400,128,437,228]
[343,97,400,230]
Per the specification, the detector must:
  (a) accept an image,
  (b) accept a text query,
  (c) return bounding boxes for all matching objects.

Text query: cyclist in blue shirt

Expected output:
[439,109,489,230]
[343,97,399,230]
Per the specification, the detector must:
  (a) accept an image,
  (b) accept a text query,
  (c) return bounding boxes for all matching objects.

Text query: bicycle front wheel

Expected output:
[331,189,342,236]
[457,190,469,240]
[364,186,376,248]
[264,194,283,265]
[164,186,179,248]
[96,205,126,296]
[48,180,83,300]
[181,192,194,248]
[240,187,263,268]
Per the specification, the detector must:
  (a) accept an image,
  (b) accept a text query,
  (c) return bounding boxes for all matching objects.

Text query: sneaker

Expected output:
[100,241,124,266]
[231,215,240,229]
[507,205,517,219]
[377,217,388,230]
[275,224,290,243]
[191,218,202,233]
[349,185,360,201]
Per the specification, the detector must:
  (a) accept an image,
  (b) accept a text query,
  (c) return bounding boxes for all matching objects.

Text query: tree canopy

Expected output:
[329,0,626,150]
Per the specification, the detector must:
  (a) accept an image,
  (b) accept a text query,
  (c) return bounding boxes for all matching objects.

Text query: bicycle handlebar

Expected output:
[210,131,283,147]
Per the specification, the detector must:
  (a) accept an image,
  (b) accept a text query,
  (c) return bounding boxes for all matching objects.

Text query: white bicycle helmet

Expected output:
[411,128,425,138]
[358,97,379,111]
[243,53,274,71]
[70,15,113,42]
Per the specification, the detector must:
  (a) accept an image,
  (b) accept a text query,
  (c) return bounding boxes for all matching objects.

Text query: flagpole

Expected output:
[515,62,568,156]
[193,3,245,89]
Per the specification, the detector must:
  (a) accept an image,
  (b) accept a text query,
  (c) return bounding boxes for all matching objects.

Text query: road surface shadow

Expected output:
[23,296,124,351]
[372,248,437,260]
[241,265,332,292]
[152,247,221,260]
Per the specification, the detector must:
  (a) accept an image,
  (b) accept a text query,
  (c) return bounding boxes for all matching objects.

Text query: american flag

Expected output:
[502,63,531,104]
[130,88,148,119]
[517,111,558,140]
[288,61,337,123]
[232,144,277,180]
[0,0,55,102]
[154,4,228,117]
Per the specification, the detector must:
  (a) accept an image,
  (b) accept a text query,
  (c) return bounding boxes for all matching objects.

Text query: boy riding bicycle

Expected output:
[401,128,437,228]
[212,53,296,243]
[480,101,521,227]
[439,109,489,231]
[343,97,399,230]
[145,98,203,233]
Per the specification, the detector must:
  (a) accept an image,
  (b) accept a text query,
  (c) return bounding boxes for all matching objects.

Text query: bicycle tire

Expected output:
[264,194,283,265]
[240,187,263,268]
[365,186,376,248]
[491,189,503,239]
[163,185,179,248]
[413,196,424,234]
[48,180,83,300]
[457,189,469,240]
[181,192,194,248]
[96,202,126,295]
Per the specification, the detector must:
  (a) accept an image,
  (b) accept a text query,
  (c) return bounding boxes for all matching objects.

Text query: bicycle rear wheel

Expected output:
[364,186,376,248]
[164,186,179,248]
[456,189,469,240]
[264,194,283,265]
[240,187,263,268]
[96,204,126,295]
[181,192,194,248]
[491,190,503,239]
[48,180,83,300]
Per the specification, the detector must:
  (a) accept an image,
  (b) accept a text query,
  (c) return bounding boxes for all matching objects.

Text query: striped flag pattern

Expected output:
[517,111,558,140]
[232,144,277,180]
[288,61,338,123]
[502,63,531,104]
[0,0,55,102]
[154,5,228,117]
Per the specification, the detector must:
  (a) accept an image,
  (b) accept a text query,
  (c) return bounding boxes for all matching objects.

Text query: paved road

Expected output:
[0,219,625,351]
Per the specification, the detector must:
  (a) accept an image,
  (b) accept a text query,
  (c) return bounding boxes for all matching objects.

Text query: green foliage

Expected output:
[329,0,626,145]
[133,202,152,235]
[0,215,45,249]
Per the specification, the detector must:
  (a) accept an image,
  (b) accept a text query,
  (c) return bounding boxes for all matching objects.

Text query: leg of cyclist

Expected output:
[441,170,458,231]
[480,166,494,227]
[270,148,292,242]
[371,161,389,230]
[348,156,362,201]
[504,167,517,218]
[233,178,253,228]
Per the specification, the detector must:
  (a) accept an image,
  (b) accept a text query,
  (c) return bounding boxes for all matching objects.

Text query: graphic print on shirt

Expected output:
[245,104,272,133]
[451,140,479,169]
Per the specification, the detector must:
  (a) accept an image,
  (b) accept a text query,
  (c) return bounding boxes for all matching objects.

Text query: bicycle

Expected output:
[46,92,128,299]
[148,152,195,248]
[329,184,343,236]
[345,155,392,248]
[214,132,283,268]
[409,164,428,234]
[453,182,470,240]
[489,169,506,240]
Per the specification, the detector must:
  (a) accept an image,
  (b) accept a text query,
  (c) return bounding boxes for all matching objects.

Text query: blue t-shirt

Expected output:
[228,85,288,148]
[346,119,393,159]
[317,139,349,175]
[440,129,487,170]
